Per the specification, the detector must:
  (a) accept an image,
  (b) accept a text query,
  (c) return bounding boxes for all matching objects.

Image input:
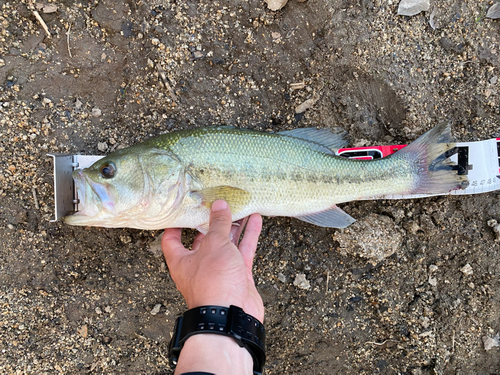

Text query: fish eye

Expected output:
[100,162,116,178]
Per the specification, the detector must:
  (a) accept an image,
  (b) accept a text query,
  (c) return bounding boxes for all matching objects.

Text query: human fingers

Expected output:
[238,213,262,271]
[230,217,248,246]
[206,200,233,240]
[161,228,187,266]
[191,232,206,252]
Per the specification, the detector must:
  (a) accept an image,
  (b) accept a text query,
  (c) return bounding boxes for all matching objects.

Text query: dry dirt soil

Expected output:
[1,0,500,374]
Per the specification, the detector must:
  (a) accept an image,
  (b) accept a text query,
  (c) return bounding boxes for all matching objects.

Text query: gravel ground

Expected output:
[1,0,500,373]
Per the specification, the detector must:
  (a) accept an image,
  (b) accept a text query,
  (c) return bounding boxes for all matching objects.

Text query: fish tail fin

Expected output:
[394,123,469,194]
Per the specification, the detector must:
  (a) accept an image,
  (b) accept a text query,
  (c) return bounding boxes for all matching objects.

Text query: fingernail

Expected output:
[211,200,228,212]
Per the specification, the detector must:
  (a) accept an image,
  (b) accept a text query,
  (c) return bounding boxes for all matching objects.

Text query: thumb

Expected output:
[208,200,232,238]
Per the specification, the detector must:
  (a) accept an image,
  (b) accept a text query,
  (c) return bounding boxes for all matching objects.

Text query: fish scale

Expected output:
[162,128,410,216]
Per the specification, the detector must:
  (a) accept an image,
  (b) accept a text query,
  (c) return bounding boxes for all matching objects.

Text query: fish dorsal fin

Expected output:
[296,205,356,228]
[193,186,252,214]
[278,128,348,153]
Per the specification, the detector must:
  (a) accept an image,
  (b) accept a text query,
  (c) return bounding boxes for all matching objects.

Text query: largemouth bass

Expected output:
[64,124,468,232]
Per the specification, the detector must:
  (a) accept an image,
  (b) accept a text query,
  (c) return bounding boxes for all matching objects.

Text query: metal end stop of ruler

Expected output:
[47,154,104,222]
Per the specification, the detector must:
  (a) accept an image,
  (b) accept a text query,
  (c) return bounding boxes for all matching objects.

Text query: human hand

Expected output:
[162,200,264,322]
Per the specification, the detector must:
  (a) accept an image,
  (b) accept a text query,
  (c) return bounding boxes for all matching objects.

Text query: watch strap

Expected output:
[168,305,265,375]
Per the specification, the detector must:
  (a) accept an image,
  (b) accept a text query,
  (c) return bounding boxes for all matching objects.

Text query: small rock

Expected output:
[150,304,162,315]
[120,235,132,244]
[460,263,473,276]
[420,316,430,329]
[429,264,438,273]
[397,0,430,16]
[271,32,281,39]
[428,277,437,287]
[487,3,500,19]
[102,336,112,345]
[77,324,88,338]
[42,4,58,13]
[482,334,500,350]
[295,92,320,114]
[148,234,164,258]
[487,219,500,241]
[193,51,204,59]
[265,0,288,11]
[334,213,404,263]
[293,273,311,290]
[490,76,498,85]
[92,107,102,117]
[277,272,286,283]
[97,142,108,152]
[95,307,102,314]
[290,82,305,90]
[104,306,112,313]
[75,98,82,110]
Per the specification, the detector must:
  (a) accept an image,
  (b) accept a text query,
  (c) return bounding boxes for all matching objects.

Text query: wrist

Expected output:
[186,293,264,323]
[174,334,253,375]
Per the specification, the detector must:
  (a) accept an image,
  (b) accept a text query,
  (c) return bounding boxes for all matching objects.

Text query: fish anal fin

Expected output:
[194,186,252,213]
[278,127,348,152]
[296,205,356,228]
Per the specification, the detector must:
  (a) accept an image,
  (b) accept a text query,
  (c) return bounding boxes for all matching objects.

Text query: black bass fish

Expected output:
[64,124,468,232]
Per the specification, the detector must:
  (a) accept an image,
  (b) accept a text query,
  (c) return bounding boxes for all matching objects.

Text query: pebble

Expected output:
[92,107,102,117]
[265,0,288,11]
[429,264,438,273]
[102,336,112,345]
[193,51,204,59]
[334,213,403,263]
[97,142,108,151]
[120,235,132,244]
[277,272,286,283]
[482,334,500,350]
[460,263,473,276]
[150,304,162,315]
[293,273,311,290]
[295,92,320,114]
[148,234,164,258]
[420,316,431,329]
[397,0,429,16]
[78,325,88,338]
[428,277,437,287]
[487,219,500,241]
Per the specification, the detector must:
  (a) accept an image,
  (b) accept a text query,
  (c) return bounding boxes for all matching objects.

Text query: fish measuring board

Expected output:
[48,138,500,221]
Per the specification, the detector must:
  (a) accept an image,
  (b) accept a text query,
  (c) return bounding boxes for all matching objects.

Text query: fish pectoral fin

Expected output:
[278,127,348,152]
[296,205,356,228]
[196,223,210,235]
[194,186,252,213]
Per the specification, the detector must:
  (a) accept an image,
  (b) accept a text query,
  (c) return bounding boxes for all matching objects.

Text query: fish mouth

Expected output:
[63,169,112,225]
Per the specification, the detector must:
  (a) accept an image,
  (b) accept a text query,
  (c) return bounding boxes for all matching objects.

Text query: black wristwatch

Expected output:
[168,305,266,375]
